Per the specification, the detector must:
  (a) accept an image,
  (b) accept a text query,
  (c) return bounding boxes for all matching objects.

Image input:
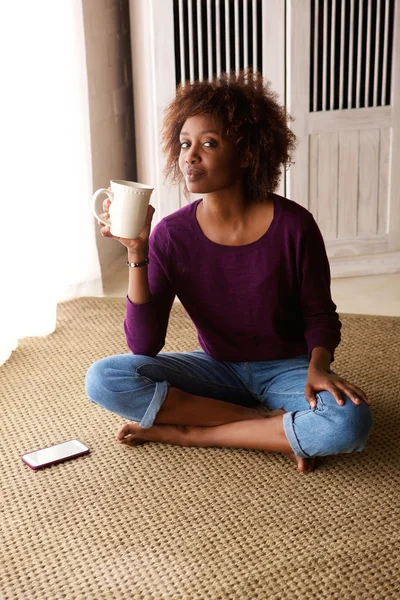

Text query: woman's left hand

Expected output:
[305,366,371,409]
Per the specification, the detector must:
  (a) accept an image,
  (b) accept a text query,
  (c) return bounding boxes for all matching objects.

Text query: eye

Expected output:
[180,141,190,149]
[204,140,217,147]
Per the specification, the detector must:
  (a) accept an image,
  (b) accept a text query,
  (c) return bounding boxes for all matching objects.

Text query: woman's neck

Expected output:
[199,187,251,227]
[195,194,274,246]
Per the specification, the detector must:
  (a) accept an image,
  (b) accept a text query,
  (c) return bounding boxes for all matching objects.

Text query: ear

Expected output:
[240,152,251,169]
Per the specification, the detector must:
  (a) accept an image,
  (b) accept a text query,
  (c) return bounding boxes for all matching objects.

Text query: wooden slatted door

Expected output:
[287,0,400,277]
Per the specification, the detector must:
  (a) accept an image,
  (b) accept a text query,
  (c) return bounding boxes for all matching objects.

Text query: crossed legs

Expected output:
[116,387,316,472]
[86,353,372,474]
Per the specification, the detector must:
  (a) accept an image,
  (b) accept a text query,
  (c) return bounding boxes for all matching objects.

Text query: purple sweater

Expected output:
[125,194,341,362]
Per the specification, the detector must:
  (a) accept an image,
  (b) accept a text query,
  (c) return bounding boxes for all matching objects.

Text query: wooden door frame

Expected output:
[129,0,180,227]
[263,0,286,198]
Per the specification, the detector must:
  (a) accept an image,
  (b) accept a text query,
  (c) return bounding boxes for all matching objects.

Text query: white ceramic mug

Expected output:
[92,179,154,239]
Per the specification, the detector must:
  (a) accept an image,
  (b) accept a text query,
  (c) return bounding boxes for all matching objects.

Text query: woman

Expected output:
[86,70,373,473]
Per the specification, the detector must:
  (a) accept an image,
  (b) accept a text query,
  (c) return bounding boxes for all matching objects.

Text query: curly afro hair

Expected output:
[162,68,297,204]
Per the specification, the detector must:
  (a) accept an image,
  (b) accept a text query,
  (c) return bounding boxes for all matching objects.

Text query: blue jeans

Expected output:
[85,350,373,459]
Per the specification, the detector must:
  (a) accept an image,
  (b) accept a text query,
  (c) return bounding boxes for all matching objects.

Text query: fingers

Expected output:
[304,386,318,409]
[101,189,111,214]
[98,211,113,237]
[343,388,362,405]
[314,386,344,408]
[348,384,370,405]
[306,381,346,408]
[100,225,112,237]
[321,383,366,407]
[307,384,370,409]
[341,385,370,406]
[307,386,345,408]
[97,197,112,237]
[327,386,345,406]
[97,212,109,225]
[145,204,156,225]
[332,377,370,406]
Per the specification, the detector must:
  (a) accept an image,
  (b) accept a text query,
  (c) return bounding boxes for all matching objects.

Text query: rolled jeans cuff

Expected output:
[282,411,308,459]
[139,381,170,429]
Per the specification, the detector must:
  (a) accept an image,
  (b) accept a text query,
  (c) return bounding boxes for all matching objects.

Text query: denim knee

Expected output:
[85,354,170,426]
[316,390,374,455]
[85,356,113,406]
[284,389,374,458]
[85,355,140,407]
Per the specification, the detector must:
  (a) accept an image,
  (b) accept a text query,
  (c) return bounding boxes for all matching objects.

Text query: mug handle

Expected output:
[92,188,113,226]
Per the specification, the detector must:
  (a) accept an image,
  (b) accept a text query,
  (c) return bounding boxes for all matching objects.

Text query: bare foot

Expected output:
[289,453,315,472]
[116,417,324,473]
[265,409,320,472]
[284,452,324,473]
[116,410,284,446]
[116,422,148,446]
[116,421,190,447]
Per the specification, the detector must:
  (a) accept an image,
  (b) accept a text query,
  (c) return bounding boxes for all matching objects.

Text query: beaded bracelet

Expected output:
[126,257,149,268]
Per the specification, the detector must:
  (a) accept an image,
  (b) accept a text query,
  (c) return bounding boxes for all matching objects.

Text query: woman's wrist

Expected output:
[308,347,332,372]
[127,247,148,260]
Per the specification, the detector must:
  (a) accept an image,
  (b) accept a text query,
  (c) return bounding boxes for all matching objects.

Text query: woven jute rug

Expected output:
[1,297,399,600]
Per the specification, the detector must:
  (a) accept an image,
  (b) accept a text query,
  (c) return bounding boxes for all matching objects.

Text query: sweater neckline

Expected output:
[191,194,280,249]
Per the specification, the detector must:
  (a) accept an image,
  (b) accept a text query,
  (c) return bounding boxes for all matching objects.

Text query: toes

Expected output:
[116,423,139,441]
[296,456,316,473]
[119,437,147,446]
[116,424,130,441]
[286,453,312,472]
[116,422,147,446]
[296,457,308,472]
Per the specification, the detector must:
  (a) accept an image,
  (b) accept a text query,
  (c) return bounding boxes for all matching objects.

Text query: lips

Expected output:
[185,168,205,181]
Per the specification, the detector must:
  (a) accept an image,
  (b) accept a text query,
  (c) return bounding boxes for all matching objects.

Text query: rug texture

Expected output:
[1,297,399,600]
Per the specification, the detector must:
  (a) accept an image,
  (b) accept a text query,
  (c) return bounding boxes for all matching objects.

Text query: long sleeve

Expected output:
[298,215,341,361]
[124,221,175,356]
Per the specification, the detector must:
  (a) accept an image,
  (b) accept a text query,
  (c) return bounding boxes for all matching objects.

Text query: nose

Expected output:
[185,145,200,164]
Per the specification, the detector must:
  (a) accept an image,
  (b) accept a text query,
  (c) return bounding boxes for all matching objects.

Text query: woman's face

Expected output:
[178,114,245,195]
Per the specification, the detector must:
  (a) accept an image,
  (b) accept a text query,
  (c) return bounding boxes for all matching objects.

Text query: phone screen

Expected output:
[23,440,89,467]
